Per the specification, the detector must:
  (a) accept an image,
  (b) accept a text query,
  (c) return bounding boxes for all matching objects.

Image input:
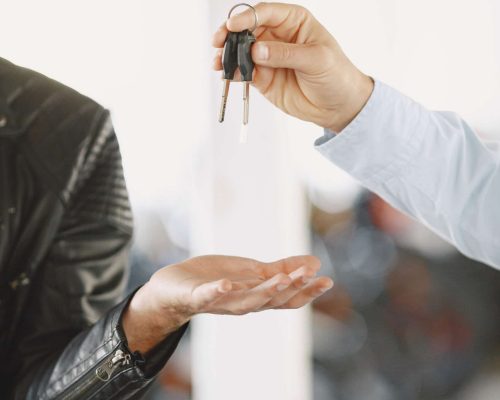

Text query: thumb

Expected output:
[252,41,322,72]
[191,279,232,311]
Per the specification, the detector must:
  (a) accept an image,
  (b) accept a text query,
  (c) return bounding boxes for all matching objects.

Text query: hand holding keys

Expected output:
[218,4,257,127]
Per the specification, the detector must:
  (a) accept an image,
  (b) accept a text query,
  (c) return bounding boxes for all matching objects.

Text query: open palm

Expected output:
[149,254,333,317]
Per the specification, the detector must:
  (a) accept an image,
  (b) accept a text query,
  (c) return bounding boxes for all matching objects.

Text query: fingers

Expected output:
[252,41,323,73]
[207,273,292,315]
[191,279,232,309]
[212,23,228,48]
[241,272,293,311]
[257,255,321,279]
[263,266,316,308]
[214,3,310,48]
[279,277,334,310]
[192,272,332,315]
[213,49,222,71]
[232,273,292,314]
[212,25,266,49]
[227,3,308,32]
[213,41,321,73]
[288,265,317,287]
[185,255,325,315]
[230,278,264,290]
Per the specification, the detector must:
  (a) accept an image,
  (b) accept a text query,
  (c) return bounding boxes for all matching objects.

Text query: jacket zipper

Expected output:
[54,347,132,400]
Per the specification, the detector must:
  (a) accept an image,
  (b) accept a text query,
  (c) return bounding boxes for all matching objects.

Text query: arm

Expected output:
[316,81,500,268]
[14,111,333,398]
[212,2,500,269]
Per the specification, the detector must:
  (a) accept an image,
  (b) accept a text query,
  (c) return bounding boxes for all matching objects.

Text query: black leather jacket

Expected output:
[0,58,186,399]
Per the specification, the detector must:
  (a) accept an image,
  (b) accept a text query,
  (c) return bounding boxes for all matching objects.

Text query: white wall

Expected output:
[191,2,312,400]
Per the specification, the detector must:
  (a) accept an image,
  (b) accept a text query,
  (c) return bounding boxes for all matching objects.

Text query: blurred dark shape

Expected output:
[312,192,500,400]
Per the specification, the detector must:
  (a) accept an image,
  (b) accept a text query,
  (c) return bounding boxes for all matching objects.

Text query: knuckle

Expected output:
[255,2,268,13]
[294,4,309,17]
[292,278,305,289]
[289,4,310,21]
[280,44,293,61]
[292,275,310,289]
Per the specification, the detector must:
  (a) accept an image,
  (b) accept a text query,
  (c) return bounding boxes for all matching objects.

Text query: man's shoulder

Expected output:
[0,58,112,201]
[0,57,106,128]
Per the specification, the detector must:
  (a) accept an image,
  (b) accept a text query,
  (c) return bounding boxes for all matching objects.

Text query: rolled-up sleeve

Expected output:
[315,80,500,268]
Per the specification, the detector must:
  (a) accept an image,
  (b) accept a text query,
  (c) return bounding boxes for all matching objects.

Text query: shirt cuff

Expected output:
[314,80,430,188]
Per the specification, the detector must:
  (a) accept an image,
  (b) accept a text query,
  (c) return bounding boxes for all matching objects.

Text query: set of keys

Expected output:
[218,3,258,135]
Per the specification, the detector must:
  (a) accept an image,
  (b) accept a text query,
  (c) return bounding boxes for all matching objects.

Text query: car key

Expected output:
[218,31,239,123]
[238,29,256,125]
[217,3,259,143]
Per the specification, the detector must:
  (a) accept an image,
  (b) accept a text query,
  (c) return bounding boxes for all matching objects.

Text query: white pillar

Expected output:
[189,2,312,399]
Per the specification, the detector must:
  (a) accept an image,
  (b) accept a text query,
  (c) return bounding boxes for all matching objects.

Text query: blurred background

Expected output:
[2,0,500,399]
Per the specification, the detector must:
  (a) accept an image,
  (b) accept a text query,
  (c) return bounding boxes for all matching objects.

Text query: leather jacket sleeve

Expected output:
[11,112,187,399]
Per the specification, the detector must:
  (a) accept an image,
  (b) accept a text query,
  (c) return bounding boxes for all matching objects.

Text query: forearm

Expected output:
[316,80,500,268]
[15,294,186,400]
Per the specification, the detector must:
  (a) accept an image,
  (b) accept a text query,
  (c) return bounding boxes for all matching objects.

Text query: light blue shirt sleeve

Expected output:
[315,80,500,269]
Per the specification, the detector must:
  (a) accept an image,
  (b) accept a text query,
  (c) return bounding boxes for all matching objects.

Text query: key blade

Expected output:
[243,82,250,125]
[218,80,230,123]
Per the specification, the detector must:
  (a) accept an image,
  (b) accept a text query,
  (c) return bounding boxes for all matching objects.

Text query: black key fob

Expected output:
[222,31,239,80]
[237,30,256,82]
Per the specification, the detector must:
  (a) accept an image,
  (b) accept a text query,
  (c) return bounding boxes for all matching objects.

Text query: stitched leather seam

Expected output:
[46,332,117,395]
[87,368,149,400]
[21,107,108,208]
[6,75,38,104]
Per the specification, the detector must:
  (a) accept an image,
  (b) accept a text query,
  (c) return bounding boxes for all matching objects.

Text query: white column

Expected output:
[189,2,312,399]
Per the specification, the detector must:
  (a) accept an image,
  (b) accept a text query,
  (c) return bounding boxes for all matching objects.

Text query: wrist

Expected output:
[326,72,374,133]
[122,282,191,354]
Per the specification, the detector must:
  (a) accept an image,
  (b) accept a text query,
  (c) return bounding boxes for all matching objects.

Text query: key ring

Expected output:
[228,3,259,33]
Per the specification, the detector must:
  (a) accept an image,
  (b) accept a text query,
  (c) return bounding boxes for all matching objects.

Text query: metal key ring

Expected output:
[228,3,259,33]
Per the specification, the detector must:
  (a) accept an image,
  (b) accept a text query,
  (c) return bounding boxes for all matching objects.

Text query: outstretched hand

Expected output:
[123,255,333,353]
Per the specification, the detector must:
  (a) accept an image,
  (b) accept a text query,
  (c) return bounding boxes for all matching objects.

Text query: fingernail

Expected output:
[255,43,269,61]
[277,283,289,292]
[321,283,334,293]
